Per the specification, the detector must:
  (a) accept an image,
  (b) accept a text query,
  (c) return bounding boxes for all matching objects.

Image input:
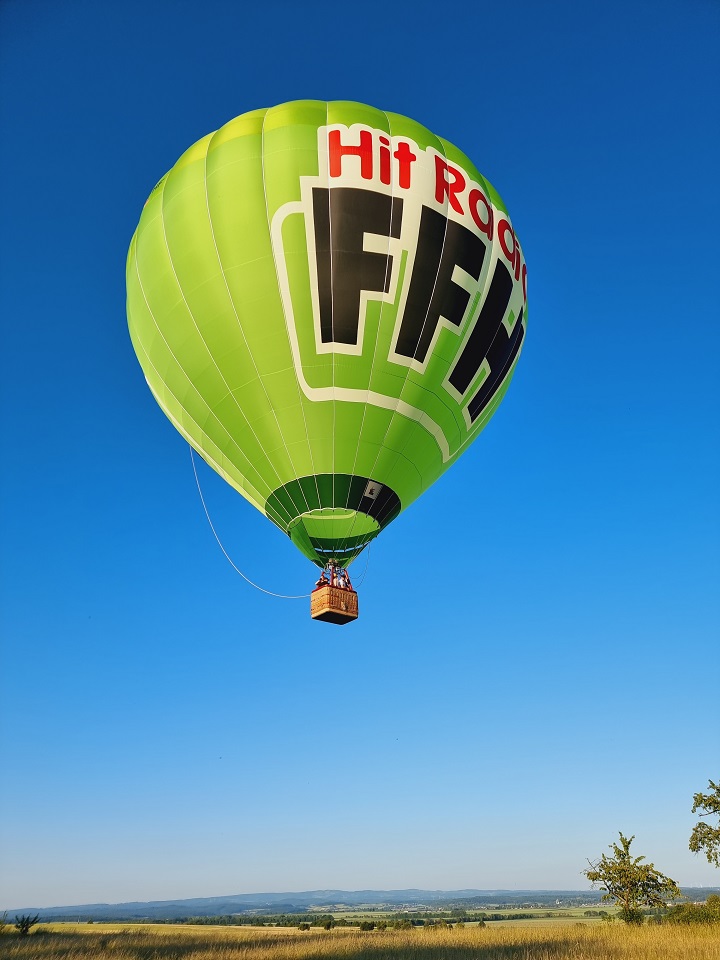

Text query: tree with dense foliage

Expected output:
[664,893,720,925]
[583,832,681,924]
[689,778,720,868]
[14,915,39,936]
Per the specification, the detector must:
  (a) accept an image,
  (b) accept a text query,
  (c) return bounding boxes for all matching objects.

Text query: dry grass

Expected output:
[1,921,719,960]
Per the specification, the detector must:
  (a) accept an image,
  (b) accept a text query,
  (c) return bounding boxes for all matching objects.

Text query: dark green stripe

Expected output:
[266,474,401,531]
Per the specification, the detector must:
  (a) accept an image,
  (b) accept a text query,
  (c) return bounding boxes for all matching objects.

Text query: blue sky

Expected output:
[1,0,718,909]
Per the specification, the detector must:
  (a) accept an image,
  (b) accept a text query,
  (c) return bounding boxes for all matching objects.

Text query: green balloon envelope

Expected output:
[127,100,527,568]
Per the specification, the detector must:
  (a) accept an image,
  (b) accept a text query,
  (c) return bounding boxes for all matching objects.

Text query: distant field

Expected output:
[333,907,611,925]
[1,921,719,959]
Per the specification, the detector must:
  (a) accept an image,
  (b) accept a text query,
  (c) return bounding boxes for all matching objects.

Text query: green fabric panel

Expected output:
[384,112,442,152]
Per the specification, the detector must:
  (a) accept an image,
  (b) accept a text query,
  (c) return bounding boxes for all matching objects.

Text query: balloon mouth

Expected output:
[299,507,379,537]
[265,474,401,567]
[288,511,379,567]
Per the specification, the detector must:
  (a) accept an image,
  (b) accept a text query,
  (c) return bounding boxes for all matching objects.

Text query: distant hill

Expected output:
[4,888,587,921]
[6,887,720,922]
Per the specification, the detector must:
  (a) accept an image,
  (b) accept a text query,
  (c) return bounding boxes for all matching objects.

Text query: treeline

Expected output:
[364,910,533,923]
[178,915,338,927]
[173,912,581,928]
[176,915,483,929]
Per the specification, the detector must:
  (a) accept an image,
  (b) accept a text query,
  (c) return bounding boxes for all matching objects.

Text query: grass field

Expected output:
[1,921,719,960]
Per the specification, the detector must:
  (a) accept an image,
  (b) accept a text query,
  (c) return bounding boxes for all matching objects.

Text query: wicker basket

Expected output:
[310,585,359,624]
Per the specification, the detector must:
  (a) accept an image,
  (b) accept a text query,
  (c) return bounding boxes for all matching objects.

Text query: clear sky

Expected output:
[1,0,718,910]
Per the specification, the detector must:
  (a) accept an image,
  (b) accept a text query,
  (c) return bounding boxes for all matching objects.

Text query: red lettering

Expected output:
[498,219,516,268]
[328,129,374,180]
[379,135,391,185]
[434,156,466,214]
[393,141,416,189]
[468,187,493,240]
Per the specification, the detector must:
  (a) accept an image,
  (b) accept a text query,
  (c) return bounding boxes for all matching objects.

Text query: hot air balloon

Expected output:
[126,100,527,623]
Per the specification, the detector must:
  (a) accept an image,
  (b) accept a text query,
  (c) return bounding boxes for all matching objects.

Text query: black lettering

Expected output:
[312,187,402,345]
[466,307,525,422]
[395,207,486,363]
[448,259,514,396]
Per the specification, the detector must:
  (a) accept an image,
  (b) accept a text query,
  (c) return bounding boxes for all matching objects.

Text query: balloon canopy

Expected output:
[127,101,527,568]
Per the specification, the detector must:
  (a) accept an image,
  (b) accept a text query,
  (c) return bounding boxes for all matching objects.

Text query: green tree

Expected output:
[664,893,720,925]
[689,778,720,868]
[583,832,681,924]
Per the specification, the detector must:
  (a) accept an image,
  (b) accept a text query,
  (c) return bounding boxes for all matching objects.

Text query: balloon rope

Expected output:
[352,543,371,587]
[189,448,311,599]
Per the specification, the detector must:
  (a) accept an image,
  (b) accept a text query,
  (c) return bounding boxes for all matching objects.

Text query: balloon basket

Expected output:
[310,584,359,625]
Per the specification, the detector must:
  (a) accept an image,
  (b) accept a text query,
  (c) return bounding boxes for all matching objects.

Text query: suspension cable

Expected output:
[190,448,311,599]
